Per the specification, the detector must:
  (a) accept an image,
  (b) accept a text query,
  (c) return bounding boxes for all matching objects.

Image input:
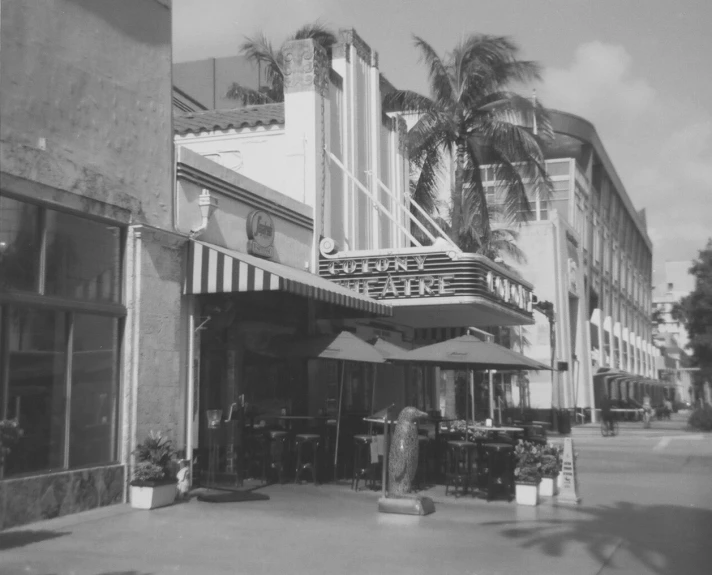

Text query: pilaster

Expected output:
[282,39,329,271]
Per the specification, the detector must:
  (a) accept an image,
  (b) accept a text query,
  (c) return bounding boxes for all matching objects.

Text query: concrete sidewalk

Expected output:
[1,423,710,575]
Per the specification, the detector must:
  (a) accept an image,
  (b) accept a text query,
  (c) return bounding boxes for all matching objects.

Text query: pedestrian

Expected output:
[601,393,613,434]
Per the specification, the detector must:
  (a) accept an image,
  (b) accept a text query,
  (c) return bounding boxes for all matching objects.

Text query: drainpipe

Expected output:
[189,189,219,239]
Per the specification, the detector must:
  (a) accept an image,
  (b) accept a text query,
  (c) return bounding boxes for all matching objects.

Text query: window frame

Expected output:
[0,194,126,477]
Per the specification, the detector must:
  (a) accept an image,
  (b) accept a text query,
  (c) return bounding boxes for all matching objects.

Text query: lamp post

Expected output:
[533,300,558,432]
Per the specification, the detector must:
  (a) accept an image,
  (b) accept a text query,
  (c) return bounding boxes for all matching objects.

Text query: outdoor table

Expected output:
[470,425,524,433]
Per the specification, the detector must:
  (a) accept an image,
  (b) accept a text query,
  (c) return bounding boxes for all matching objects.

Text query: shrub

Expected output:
[539,443,563,477]
[131,431,177,485]
[514,440,542,484]
[687,405,712,432]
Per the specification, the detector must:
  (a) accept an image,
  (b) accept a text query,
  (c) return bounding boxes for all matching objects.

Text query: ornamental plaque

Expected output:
[246,210,275,259]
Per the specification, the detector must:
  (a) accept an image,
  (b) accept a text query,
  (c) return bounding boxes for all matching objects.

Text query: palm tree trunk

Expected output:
[452,141,467,242]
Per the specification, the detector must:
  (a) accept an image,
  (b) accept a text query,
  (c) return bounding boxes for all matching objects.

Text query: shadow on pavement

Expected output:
[0,529,69,551]
[485,502,712,574]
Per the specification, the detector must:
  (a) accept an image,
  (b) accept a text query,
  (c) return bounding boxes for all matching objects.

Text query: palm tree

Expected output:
[226,22,337,105]
[384,34,553,255]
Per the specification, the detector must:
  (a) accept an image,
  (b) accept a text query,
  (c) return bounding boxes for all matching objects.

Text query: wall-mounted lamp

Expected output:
[189,189,219,239]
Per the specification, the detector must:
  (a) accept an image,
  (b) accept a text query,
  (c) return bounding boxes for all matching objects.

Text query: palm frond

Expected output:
[383,89,436,114]
[225,83,277,105]
[240,33,284,86]
[292,21,337,47]
[413,36,454,105]
[410,145,444,215]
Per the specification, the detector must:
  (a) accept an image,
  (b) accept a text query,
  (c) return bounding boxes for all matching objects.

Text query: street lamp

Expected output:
[533,299,558,432]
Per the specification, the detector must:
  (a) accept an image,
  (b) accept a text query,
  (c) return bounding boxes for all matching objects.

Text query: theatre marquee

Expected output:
[318,241,534,327]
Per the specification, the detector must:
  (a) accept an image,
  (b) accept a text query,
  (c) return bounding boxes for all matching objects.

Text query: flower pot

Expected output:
[515,482,539,506]
[130,482,177,510]
[540,475,558,497]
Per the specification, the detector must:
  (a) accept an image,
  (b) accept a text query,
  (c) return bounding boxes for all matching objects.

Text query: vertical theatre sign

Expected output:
[318,245,533,314]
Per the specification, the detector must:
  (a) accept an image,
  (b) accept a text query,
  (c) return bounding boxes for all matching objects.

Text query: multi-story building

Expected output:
[173,30,539,484]
[652,261,696,403]
[0,0,179,528]
[652,261,694,349]
[483,111,665,419]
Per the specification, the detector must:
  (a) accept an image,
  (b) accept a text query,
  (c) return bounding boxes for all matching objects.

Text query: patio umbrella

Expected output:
[391,334,551,425]
[272,331,385,479]
[369,337,409,361]
[394,335,552,371]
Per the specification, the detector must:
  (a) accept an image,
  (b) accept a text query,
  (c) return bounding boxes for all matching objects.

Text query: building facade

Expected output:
[482,111,661,418]
[652,261,696,403]
[173,29,538,478]
[0,0,180,529]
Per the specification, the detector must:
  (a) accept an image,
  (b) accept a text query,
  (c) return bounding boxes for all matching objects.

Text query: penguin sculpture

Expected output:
[387,407,428,496]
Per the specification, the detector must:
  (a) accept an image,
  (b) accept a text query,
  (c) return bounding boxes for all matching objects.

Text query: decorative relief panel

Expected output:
[282,39,329,96]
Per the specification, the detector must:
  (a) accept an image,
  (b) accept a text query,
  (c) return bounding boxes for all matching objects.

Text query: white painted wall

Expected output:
[175,126,288,200]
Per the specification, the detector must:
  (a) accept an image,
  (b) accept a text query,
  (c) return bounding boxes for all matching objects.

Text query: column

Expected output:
[282,39,329,271]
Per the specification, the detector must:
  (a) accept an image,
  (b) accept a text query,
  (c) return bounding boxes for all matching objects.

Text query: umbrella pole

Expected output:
[334,361,346,481]
[470,367,475,430]
[489,370,495,421]
[369,364,377,435]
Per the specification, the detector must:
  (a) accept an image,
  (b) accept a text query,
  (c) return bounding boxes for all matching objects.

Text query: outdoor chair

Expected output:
[444,440,477,497]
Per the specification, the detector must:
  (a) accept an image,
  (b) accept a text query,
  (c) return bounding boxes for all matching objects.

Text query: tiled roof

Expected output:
[174,103,285,135]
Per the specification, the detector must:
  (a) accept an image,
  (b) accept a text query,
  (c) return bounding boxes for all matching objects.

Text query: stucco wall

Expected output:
[175,127,288,200]
[133,228,189,446]
[176,147,313,271]
[0,0,173,228]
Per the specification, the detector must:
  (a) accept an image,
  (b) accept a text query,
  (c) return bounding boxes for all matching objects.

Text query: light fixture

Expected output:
[190,189,219,239]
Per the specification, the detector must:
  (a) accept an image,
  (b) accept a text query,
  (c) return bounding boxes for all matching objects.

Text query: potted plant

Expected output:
[130,431,178,510]
[513,441,542,506]
[0,419,23,480]
[539,443,562,497]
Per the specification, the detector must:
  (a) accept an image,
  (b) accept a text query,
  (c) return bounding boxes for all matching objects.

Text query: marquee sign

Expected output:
[318,245,533,315]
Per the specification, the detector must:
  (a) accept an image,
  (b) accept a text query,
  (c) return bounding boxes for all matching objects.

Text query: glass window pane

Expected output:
[69,314,119,468]
[4,307,67,476]
[44,210,121,303]
[546,161,570,177]
[0,195,40,292]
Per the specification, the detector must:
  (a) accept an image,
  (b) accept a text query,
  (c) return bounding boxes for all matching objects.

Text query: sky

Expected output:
[172,0,712,284]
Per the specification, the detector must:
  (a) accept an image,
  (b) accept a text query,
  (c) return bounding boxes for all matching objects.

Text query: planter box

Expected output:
[540,475,558,497]
[515,482,539,506]
[130,483,176,510]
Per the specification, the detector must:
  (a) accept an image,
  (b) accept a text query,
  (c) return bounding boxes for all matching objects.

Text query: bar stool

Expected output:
[444,440,477,497]
[244,430,269,484]
[485,443,514,502]
[294,433,321,485]
[352,434,377,491]
[267,430,292,484]
[473,438,490,491]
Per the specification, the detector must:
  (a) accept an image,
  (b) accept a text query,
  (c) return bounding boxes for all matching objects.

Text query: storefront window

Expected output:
[0,197,125,477]
[69,314,119,468]
[45,210,121,302]
[0,195,41,292]
[2,307,68,475]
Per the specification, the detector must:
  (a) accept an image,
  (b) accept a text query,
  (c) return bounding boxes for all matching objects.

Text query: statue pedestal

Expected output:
[378,495,435,516]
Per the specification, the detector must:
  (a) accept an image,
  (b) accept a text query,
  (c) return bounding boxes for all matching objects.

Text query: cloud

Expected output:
[540,42,658,126]
[538,41,712,267]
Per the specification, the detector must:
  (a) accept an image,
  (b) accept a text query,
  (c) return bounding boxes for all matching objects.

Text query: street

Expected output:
[1,415,710,575]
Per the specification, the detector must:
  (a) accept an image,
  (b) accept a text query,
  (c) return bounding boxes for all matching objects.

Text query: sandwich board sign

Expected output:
[557,437,582,505]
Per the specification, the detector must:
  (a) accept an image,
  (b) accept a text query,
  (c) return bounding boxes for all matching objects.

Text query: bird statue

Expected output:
[387,407,428,497]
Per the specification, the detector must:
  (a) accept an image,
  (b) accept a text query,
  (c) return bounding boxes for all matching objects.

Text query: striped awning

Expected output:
[185,240,391,317]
